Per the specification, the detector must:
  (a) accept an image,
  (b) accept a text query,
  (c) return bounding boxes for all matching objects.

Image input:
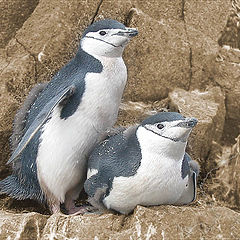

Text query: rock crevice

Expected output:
[91,0,104,24]
[15,37,38,84]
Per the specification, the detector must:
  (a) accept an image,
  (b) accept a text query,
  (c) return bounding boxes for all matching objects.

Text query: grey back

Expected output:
[85,126,142,198]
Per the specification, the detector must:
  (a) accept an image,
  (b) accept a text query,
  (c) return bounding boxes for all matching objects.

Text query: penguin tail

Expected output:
[0,175,45,203]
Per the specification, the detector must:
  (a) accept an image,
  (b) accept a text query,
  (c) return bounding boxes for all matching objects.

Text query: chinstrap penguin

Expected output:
[84,112,200,214]
[0,19,138,214]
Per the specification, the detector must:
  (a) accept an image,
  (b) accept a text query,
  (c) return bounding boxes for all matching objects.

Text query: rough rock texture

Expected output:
[0,0,240,239]
[1,205,240,239]
[169,87,226,175]
[214,47,240,143]
[184,0,231,90]
[117,99,169,126]
[0,211,48,239]
[209,135,240,208]
[0,0,39,48]
[218,0,240,48]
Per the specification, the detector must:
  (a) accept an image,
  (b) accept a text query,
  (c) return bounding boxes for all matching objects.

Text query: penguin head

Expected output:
[80,19,138,57]
[140,112,198,143]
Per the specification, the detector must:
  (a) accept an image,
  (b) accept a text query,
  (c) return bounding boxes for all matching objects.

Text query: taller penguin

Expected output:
[0,19,138,214]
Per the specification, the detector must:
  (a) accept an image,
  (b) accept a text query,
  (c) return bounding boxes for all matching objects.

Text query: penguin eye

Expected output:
[157,123,164,129]
[99,31,107,36]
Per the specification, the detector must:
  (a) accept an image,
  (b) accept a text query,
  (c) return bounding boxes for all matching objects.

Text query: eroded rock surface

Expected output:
[0,0,39,48]
[210,135,240,208]
[214,47,240,143]
[93,0,230,101]
[1,205,240,239]
[0,211,48,239]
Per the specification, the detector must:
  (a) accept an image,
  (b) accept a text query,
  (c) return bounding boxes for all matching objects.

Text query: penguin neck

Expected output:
[79,39,124,59]
[75,48,103,73]
[76,47,125,73]
[137,126,186,162]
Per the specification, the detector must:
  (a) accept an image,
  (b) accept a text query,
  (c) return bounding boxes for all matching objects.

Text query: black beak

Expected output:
[113,27,138,37]
[177,118,198,128]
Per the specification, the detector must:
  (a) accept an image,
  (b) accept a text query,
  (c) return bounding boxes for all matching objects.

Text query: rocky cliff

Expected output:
[0,0,240,239]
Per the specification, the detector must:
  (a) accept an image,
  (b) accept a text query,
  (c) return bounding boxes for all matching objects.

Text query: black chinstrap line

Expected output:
[143,126,180,142]
[84,36,123,48]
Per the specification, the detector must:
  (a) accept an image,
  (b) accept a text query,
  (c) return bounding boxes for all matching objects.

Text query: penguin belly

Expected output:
[103,155,188,214]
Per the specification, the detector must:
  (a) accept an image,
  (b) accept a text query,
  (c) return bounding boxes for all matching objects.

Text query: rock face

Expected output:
[0,211,48,239]
[93,0,230,101]
[0,0,39,48]
[0,0,240,239]
[214,47,240,143]
[1,205,240,239]
[210,135,240,208]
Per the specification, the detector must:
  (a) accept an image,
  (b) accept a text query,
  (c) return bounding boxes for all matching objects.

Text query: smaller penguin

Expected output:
[84,112,199,214]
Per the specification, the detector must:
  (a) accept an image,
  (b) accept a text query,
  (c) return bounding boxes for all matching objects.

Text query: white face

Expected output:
[143,119,195,143]
[81,27,137,58]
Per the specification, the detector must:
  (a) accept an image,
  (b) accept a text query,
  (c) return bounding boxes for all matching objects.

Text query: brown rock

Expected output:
[122,6,190,101]
[1,205,240,239]
[184,0,230,90]
[0,130,12,179]
[126,205,240,239]
[210,135,240,208]
[0,211,48,239]
[169,87,226,175]
[94,0,190,101]
[42,205,240,239]
[214,47,240,143]
[0,0,39,48]
[218,1,240,49]
[117,99,169,126]
[0,0,102,100]
[94,0,231,102]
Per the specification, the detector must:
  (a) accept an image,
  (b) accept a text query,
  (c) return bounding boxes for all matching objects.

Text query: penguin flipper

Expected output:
[176,153,199,205]
[7,85,76,164]
[10,82,48,152]
[175,170,197,205]
[84,175,109,211]
[88,186,108,211]
[189,159,200,176]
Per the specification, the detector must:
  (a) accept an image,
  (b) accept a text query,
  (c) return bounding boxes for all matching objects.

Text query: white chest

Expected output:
[82,56,127,131]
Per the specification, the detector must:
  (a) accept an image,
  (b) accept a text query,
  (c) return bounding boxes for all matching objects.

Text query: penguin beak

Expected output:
[113,28,138,38]
[176,118,198,128]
